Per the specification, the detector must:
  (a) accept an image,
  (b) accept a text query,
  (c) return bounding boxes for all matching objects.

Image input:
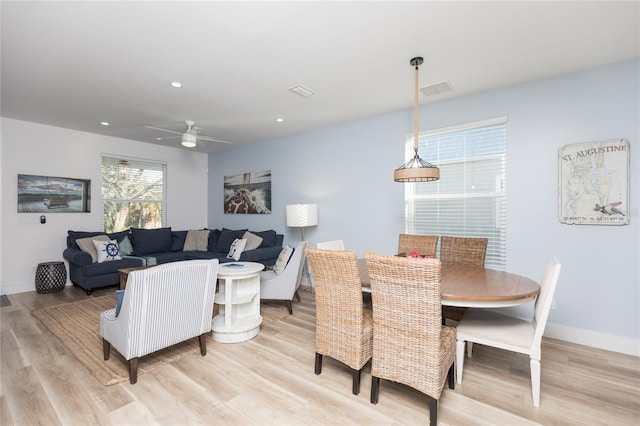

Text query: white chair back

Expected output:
[532,256,562,344]
[317,240,345,251]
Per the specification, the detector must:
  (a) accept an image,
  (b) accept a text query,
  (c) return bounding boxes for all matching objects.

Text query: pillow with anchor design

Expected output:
[93,239,122,263]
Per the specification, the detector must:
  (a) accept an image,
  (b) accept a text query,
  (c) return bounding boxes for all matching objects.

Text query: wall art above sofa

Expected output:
[17,174,91,213]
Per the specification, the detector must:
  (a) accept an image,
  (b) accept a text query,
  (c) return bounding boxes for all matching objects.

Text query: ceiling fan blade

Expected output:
[145,125,183,136]
[197,135,233,144]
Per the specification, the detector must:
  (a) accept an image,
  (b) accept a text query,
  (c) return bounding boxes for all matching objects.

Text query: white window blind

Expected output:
[405,118,507,269]
[101,156,167,233]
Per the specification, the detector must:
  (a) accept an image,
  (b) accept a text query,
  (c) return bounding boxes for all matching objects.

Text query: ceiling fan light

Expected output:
[181,133,197,148]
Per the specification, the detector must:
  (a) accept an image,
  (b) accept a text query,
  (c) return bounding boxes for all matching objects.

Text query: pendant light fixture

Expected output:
[394,57,440,182]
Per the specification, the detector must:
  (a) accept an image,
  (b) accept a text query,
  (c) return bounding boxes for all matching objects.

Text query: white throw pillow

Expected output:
[242,231,263,251]
[273,245,294,275]
[93,239,122,263]
[227,238,247,261]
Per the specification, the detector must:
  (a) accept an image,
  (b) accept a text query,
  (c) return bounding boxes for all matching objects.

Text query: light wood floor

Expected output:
[1,286,639,425]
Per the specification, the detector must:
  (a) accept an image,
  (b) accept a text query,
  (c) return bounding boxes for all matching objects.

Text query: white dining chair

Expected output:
[317,240,345,251]
[455,257,562,407]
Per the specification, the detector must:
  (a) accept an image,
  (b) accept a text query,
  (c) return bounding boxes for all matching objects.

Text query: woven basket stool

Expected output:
[35,261,67,293]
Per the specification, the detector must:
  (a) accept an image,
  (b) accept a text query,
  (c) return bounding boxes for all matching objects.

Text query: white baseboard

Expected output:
[545,322,640,357]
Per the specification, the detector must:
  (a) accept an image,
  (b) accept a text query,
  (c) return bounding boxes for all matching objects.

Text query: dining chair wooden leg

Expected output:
[456,339,465,385]
[351,368,361,395]
[198,333,207,356]
[448,364,455,389]
[315,353,323,375]
[428,396,438,426]
[466,341,474,357]
[294,290,301,302]
[530,356,541,407]
[286,300,293,314]
[370,376,380,404]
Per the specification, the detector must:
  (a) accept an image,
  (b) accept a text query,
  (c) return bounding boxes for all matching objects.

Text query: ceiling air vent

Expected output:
[288,85,316,98]
[420,81,454,97]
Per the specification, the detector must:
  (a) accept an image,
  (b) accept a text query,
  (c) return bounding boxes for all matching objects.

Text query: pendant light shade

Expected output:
[394,57,439,182]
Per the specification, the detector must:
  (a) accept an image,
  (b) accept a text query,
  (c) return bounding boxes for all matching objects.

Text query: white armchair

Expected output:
[100,259,219,384]
[260,241,308,314]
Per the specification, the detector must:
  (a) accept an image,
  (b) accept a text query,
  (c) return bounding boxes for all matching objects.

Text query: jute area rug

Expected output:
[32,294,290,386]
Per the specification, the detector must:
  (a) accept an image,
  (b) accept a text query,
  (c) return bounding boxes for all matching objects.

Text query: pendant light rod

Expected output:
[411,57,423,153]
[393,57,440,183]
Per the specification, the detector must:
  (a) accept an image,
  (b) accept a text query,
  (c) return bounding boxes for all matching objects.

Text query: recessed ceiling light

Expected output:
[275,118,284,123]
[170,81,183,88]
[100,121,110,126]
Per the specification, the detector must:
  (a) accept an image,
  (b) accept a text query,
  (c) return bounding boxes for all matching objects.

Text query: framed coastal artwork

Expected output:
[17,174,91,213]
[558,139,629,225]
[223,170,272,214]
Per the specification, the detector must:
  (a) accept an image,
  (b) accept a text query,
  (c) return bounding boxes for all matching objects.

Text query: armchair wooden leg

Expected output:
[102,338,111,360]
[286,300,293,314]
[315,353,323,375]
[199,333,207,356]
[428,396,438,426]
[351,368,362,395]
[370,376,380,404]
[128,358,139,384]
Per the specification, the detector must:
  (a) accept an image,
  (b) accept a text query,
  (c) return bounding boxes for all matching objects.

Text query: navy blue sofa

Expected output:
[63,227,284,295]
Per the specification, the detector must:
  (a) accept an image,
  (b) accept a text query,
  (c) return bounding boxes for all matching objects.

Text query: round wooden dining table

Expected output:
[359,259,540,308]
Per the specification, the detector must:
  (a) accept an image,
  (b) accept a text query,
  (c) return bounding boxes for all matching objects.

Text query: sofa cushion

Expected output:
[107,230,130,244]
[183,229,210,251]
[273,245,294,275]
[227,238,247,261]
[253,230,278,248]
[207,229,221,251]
[170,230,188,251]
[82,257,143,277]
[76,235,109,263]
[242,231,263,251]
[93,239,122,263]
[131,227,172,255]
[115,289,125,317]
[215,228,247,253]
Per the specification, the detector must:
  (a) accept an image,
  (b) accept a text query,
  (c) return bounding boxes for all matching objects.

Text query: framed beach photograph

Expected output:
[224,170,272,214]
[18,174,91,213]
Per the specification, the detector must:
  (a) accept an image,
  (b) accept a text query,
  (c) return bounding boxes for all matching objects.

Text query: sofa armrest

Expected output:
[239,246,283,263]
[63,248,92,266]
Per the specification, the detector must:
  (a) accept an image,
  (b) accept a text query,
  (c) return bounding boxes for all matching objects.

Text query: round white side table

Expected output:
[212,261,264,343]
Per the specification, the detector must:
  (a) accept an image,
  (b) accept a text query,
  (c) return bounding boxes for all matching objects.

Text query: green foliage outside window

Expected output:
[101,157,166,233]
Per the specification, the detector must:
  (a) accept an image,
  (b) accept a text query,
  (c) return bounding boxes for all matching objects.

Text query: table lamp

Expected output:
[286,203,318,241]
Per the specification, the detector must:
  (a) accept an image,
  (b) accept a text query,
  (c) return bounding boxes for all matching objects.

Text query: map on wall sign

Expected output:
[558,139,629,225]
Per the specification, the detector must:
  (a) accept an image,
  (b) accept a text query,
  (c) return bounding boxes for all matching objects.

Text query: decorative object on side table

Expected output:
[35,261,67,293]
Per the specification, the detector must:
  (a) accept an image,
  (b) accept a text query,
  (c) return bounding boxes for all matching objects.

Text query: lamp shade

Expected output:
[286,204,318,227]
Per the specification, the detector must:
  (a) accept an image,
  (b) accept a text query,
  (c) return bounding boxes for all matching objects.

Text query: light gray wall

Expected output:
[209,59,639,355]
[0,118,209,295]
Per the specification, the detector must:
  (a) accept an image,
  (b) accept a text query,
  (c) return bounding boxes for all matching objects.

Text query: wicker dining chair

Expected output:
[439,236,488,322]
[397,234,438,257]
[364,252,455,426]
[305,247,373,395]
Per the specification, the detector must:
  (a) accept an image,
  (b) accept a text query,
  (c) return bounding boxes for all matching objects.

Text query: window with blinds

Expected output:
[404,118,507,269]
[101,156,167,233]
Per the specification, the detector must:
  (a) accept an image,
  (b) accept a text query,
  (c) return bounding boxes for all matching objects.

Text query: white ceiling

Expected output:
[2,1,639,153]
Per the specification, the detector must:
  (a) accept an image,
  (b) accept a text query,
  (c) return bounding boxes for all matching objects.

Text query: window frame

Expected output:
[403,117,507,269]
[101,155,167,233]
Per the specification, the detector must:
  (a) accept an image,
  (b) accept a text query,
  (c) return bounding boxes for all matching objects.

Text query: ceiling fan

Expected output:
[145,120,232,148]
